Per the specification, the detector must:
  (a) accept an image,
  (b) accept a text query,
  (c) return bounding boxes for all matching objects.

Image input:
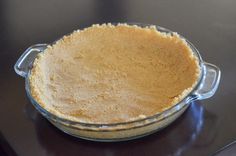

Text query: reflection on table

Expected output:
[24,101,217,156]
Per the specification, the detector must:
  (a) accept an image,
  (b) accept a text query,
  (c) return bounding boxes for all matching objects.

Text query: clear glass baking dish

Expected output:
[14,23,221,142]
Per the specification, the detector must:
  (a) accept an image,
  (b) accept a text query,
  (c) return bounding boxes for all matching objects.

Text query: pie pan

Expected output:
[14,23,221,142]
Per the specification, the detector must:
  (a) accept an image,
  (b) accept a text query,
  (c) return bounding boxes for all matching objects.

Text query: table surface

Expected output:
[0,0,236,156]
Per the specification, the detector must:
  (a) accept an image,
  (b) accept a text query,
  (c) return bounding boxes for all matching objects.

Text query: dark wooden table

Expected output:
[1,0,236,155]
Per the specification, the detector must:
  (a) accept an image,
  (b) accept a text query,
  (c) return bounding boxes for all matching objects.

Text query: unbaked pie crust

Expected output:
[30,23,200,124]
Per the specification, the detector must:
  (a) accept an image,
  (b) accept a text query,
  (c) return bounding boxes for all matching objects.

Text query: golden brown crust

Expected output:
[29,23,200,124]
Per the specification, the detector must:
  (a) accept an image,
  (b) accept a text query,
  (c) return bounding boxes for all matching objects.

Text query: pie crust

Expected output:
[30,23,200,124]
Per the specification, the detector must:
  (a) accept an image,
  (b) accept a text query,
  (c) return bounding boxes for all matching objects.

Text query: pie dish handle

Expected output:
[14,44,48,78]
[188,62,221,102]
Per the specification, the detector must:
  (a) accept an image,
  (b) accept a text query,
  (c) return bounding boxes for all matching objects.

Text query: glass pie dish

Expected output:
[14,23,221,142]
